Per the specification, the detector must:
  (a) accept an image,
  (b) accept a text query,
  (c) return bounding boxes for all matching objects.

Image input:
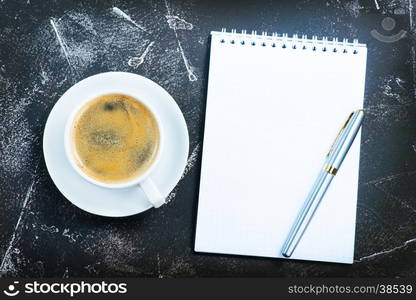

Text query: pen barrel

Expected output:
[282,170,334,257]
[327,110,364,169]
[281,110,364,258]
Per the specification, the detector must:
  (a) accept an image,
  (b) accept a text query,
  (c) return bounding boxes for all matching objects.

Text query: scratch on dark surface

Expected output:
[363,168,416,215]
[0,179,36,275]
[363,170,416,186]
[164,0,198,82]
[166,143,200,203]
[364,102,415,122]
[111,7,148,33]
[374,183,416,214]
[50,18,72,68]
[356,237,416,262]
[357,202,396,233]
[374,0,380,10]
[409,0,414,30]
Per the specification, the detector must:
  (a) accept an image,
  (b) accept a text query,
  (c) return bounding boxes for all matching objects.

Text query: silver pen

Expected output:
[281,109,365,258]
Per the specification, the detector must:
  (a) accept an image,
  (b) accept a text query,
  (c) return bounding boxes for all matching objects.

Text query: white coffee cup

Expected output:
[64,90,165,208]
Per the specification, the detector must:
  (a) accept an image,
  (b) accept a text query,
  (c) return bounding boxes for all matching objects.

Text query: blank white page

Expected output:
[195,31,367,264]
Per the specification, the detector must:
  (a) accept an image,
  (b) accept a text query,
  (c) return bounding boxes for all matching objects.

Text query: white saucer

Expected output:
[43,72,189,217]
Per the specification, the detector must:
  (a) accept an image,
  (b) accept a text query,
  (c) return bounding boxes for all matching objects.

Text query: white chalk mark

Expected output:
[412,46,416,97]
[62,267,69,278]
[40,224,59,234]
[157,253,163,278]
[409,0,413,30]
[395,77,405,89]
[128,41,155,68]
[111,7,148,33]
[0,180,36,274]
[62,228,82,243]
[84,264,98,275]
[50,18,72,68]
[164,0,198,82]
[166,15,194,30]
[181,143,200,180]
[67,12,97,36]
[356,237,416,262]
[374,0,380,10]
[166,143,200,203]
[40,69,49,85]
[165,191,176,203]
[176,39,197,82]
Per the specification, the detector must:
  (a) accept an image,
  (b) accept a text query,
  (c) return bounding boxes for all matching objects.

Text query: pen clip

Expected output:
[326,112,354,157]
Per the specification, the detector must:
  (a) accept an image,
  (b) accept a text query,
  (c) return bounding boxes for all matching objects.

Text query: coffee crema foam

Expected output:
[70,94,160,183]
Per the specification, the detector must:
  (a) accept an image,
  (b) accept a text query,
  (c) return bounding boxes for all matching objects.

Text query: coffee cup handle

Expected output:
[140,178,165,208]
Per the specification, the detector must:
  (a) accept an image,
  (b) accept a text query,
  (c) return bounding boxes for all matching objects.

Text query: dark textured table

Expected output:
[0,0,415,277]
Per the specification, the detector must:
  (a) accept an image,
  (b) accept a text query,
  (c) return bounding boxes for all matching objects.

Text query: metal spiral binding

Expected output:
[218,28,362,54]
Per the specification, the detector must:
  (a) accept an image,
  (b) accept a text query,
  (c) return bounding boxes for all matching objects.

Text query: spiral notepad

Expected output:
[195,30,367,264]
